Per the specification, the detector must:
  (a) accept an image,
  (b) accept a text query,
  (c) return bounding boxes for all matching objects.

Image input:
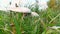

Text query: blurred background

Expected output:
[0,0,60,34]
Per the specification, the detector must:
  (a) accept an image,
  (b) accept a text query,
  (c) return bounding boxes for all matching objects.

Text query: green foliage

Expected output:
[0,1,60,34]
[0,8,60,34]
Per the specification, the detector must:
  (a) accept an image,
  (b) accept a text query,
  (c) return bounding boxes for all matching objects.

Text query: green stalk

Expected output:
[10,11,22,34]
[13,17,21,34]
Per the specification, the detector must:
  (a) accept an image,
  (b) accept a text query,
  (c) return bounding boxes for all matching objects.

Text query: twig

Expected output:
[49,13,60,24]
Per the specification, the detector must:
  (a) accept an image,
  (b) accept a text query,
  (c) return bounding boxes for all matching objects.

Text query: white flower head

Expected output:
[31,12,39,17]
[38,0,48,10]
[50,26,60,29]
[8,7,31,13]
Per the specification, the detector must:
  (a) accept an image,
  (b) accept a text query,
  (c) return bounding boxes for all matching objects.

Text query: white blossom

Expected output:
[0,0,49,11]
[19,0,49,10]
[38,1,48,10]
[31,12,39,17]
[8,7,31,13]
[50,26,60,29]
[10,0,20,7]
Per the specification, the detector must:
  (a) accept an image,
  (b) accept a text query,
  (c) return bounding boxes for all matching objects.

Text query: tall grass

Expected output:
[0,7,60,34]
[0,0,60,34]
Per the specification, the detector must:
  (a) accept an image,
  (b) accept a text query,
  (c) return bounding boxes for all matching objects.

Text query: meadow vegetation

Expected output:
[0,0,60,34]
